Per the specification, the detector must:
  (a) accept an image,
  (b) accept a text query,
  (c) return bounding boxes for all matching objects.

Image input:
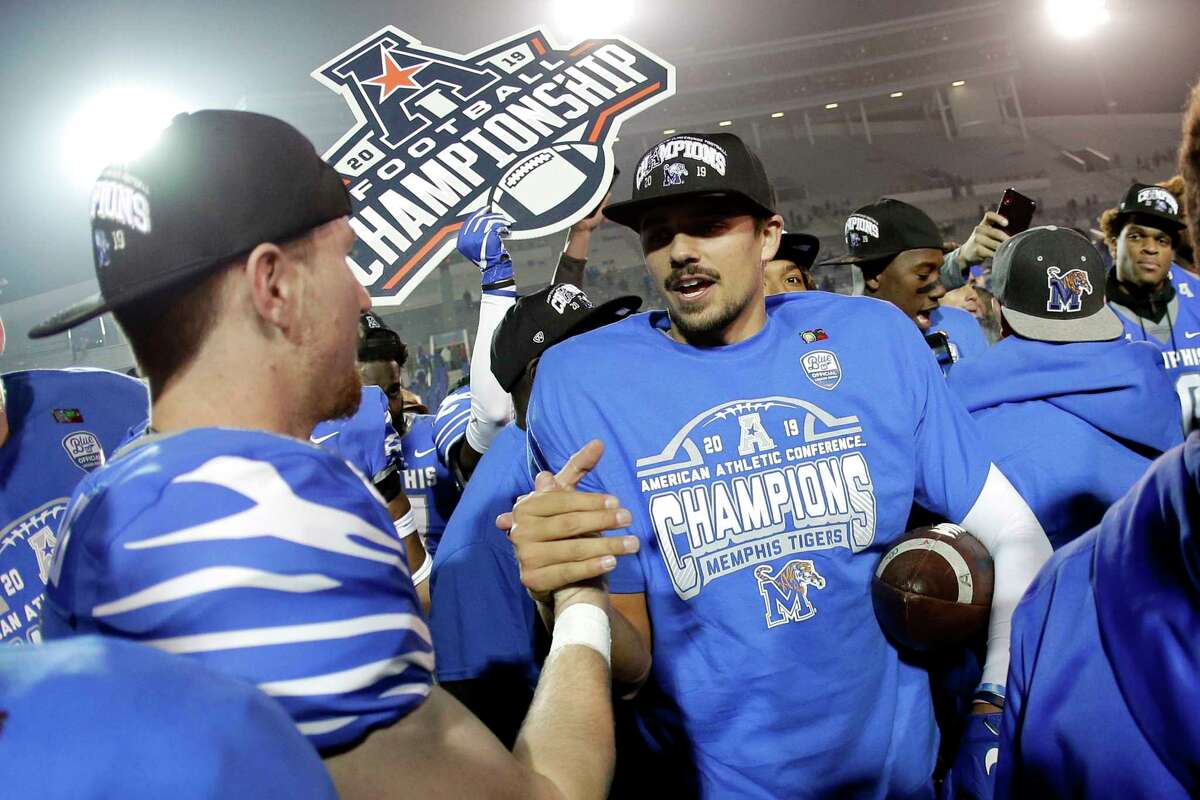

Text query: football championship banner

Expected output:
[314,27,675,305]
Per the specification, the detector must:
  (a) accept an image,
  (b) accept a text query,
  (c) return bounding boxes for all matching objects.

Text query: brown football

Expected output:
[871,523,994,652]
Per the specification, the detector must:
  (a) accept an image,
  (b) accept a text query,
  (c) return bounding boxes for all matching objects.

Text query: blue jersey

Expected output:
[429,423,536,685]
[400,413,462,559]
[948,335,1182,549]
[433,384,472,471]
[528,292,992,799]
[0,368,147,645]
[997,436,1200,798]
[1113,265,1200,431]
[309,385,398,488]
[41,427,433,752]
[929,305,989,364]
[0,636,335,799]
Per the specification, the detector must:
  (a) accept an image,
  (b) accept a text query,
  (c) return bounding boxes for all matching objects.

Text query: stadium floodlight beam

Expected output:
[552,0,634,40]
[824,102,839,110]
[63,87,184,185]
[1046,0,1110,39]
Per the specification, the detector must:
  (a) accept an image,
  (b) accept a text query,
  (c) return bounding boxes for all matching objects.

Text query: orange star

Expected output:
[361,49,427,103]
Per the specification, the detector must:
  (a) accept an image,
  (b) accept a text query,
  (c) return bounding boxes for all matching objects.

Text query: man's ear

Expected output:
[244,242,301,334]
[863,273,881,293]
[760,214,785,262]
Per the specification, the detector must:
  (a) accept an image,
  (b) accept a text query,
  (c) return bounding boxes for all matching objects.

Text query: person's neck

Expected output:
[151,348,314,441]
[669,298,768,347]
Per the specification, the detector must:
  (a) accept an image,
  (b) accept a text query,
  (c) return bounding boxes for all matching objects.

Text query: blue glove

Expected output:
[457,209,514,290]
[942,711,1001,800]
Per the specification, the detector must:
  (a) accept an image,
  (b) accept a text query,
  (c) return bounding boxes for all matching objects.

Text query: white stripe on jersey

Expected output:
[379,682,436,699]
[92,567,341,618]
[260,653,436,697]
[434,409,471,451]
[143,613,432,654]
[297,716,359,736]
[122,456,406,565]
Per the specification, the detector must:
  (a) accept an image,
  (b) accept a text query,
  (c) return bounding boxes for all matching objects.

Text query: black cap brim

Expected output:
[28,292,111,339]
[605,191,775,231]
[564,295,643,339]
[1115,209,1186,234]
[818,242,954,267]
[776,233,820,270]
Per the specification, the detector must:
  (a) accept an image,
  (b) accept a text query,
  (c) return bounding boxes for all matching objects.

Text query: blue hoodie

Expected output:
[948,335,1182,549]
[997,435,1200,798]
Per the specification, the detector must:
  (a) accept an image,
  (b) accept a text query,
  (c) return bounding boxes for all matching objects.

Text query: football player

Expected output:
[1100,182,1200,432]
[946,226,1182,548]
[0,314,148,646]
[35,110,617,800]
[763,231,820,294]
[508,132,1051,798]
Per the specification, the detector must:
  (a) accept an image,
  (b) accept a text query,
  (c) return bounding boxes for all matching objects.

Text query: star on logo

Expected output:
[362,48,428,102]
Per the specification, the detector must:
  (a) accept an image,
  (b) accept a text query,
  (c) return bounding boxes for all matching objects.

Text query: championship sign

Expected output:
[314,27,675,304]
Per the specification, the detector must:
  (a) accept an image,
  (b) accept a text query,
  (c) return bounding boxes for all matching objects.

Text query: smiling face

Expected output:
[864,248,947,331]
[1112,221,1175,291]
[639,196,783,346]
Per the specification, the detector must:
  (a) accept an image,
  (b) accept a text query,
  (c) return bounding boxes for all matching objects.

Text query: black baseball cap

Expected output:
[775,232,820,270]
[30,110,351,339]
[491,284,641,391]
[604,133,776,230]
[992,225,1122,343]
[358,311,406,364]
[1114,182,1185,238]
[822,198,952,267]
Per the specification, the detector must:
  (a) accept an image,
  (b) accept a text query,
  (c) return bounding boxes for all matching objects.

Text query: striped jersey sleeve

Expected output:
[432,385,472,469]
[41,428,433,752]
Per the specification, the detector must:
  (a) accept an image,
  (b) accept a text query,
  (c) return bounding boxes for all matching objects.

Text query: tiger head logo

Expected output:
[754,559,827,628]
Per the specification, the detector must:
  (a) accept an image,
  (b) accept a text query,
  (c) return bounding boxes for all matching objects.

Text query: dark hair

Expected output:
[1181,82,1200,254]
[114,264,230,397]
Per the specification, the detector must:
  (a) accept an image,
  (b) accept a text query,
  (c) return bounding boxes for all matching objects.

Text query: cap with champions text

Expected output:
[358,311,406,364]
[604,133,776,230]
[1113,182,1186,239]
[991,225,1123,343]
[29,109,351,339]
[821,198,952,267]
[491,284,642,391]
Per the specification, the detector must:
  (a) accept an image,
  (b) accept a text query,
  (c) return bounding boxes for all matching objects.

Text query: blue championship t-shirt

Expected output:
[528,292,992,799]
[41,427,434,752]
[310,385,400,488]
[429,422,536,685]
[0,636,336,799]
[928,305,989,365]
[0,368,148,645]
[400,413,462,559]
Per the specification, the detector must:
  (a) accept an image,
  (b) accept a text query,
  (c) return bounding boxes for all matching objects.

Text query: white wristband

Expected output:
[394,511,418,540]
[410,553,432,586]
[549,603,611,666]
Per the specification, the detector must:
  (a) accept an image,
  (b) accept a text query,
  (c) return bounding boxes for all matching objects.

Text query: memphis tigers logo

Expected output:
[314,27,675,306]
[755,559,826,628]
[1046,266,1093,313]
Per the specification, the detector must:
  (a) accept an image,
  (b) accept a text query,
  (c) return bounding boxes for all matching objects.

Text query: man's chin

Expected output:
[323,372,363,422]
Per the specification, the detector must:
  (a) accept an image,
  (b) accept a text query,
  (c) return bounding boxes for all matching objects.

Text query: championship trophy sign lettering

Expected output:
[314,27,675,304]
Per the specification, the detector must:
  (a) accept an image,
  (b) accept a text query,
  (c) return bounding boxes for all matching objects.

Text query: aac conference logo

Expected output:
[314,27,675,305]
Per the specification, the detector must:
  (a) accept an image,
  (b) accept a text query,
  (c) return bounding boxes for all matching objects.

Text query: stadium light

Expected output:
[824,102,839,110]
[63,87,184,185]
[1046,0,1110,39]
[718,120,732,127]
[890,91,904,98]
[552,0,634,40]
[662,128,676,135]
[771,112,785,118]
[951,80,966,87]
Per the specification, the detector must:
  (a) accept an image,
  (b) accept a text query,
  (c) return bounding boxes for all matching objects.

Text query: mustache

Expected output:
[665,267,721,291]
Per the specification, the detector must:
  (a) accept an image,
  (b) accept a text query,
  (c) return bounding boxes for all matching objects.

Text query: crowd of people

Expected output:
[3,75,1200,800]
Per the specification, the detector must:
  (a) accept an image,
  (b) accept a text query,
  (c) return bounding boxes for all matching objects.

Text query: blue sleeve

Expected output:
[430,540,536,683]
[433,387,472,469]
[903,316,992,521]
[527,359,646,594]
[365,389,400,484]
[44,445,434,753]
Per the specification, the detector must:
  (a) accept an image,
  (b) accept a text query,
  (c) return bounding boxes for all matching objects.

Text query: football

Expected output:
[489,142,604,229]
[871,523,993,652]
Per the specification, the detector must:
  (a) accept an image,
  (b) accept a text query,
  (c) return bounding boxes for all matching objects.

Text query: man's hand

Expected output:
[942,708,1001,800]
[500,440,638,606]
[458,208,514,288]
[958,211,1011,266]
[570,191,612,236]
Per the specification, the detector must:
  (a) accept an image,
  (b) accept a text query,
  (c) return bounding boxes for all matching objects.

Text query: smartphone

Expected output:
[996,188,1036,236]
[925,330,956,369]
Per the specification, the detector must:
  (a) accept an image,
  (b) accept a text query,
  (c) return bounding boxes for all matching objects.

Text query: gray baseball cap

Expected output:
[992,225,1123,343]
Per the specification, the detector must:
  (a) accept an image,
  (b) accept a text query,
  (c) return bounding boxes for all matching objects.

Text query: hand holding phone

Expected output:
[996,188,1036,236]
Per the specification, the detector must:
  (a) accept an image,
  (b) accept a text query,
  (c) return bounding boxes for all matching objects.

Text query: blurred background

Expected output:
[4,0,1197,409]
